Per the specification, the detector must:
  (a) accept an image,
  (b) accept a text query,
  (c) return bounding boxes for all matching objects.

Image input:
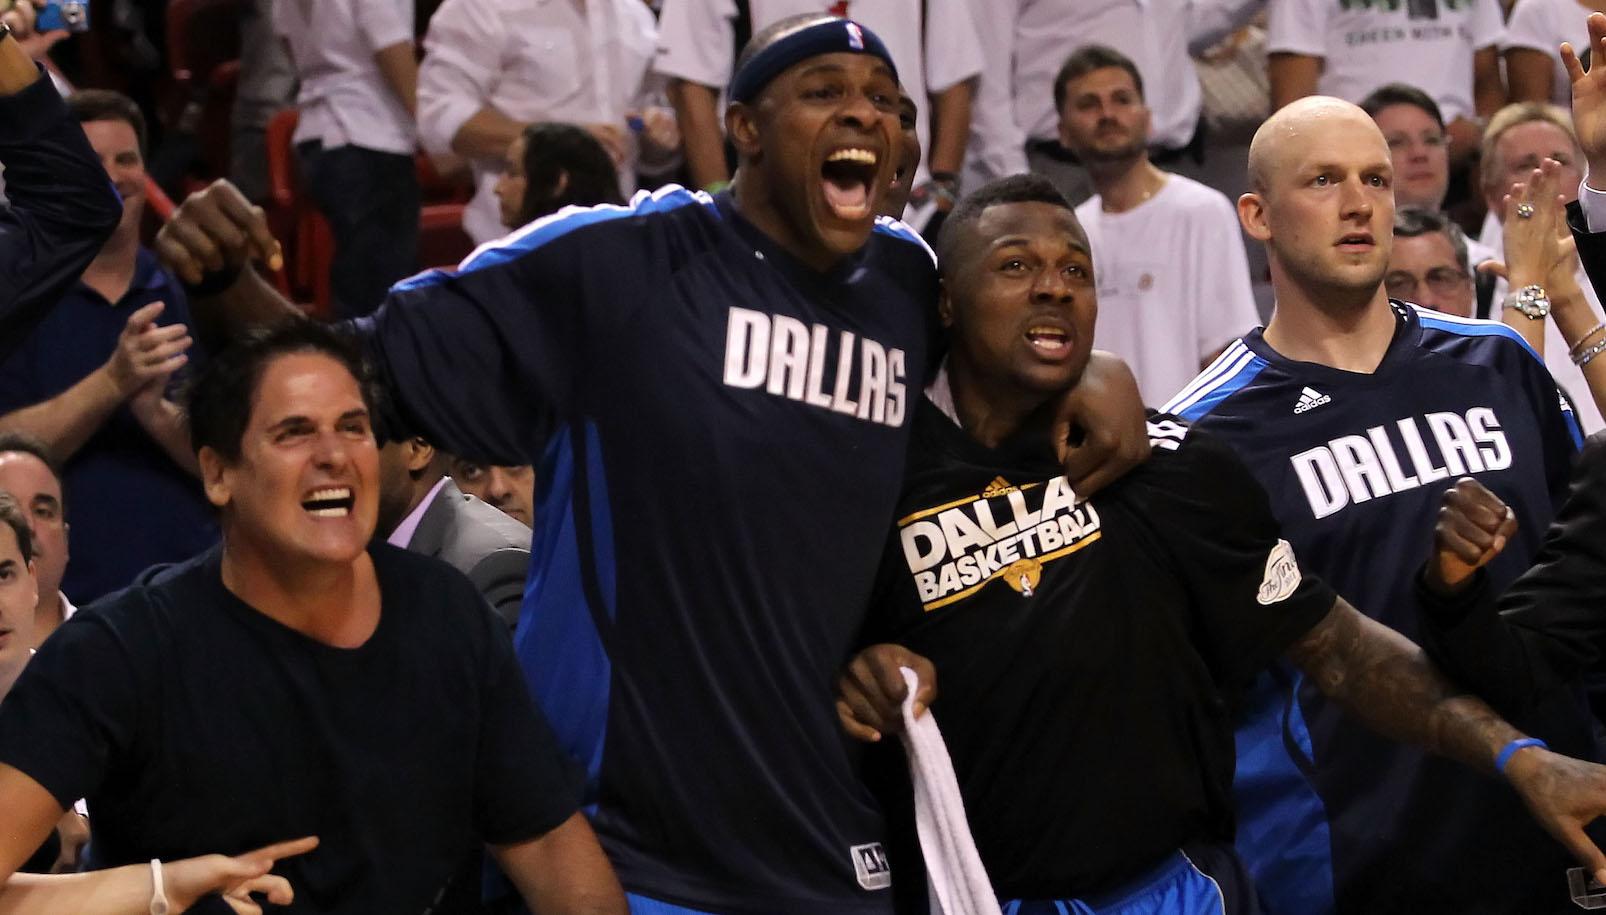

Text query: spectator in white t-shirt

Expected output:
[1056,44,1260,404]
[417,0,679,246]
[1505,0,1601,106]
[654,0,982,225]
[274,0,418,318]
[1267,0,1506,163]
[1477,101,1606,431]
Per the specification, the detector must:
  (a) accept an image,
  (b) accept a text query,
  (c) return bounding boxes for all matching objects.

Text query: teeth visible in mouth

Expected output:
[826,147,878,166]
[302,486,354,516]
[308,507,349,518]
[1026,326,1070,351]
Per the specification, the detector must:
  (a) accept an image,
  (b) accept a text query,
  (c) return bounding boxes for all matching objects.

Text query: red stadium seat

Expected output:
[265,109,332,316]
[165,0,248,186]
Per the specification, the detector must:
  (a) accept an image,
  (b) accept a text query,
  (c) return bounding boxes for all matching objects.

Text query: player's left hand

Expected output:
[1053,351,1150,499]
[1503,745,1606,886]
[836,644,936,742]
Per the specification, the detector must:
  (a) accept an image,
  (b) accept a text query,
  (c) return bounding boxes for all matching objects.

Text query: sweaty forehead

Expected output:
[973,202,1088,252]
[1251,100,1386,184]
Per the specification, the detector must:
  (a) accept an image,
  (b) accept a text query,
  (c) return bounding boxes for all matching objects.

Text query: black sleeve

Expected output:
[471,588,584,844]
[1570,200,1606,310]
[0,602,141,809]
[1418,432,1606,715]
[1138,423,1338,689]
[0,69,123,363]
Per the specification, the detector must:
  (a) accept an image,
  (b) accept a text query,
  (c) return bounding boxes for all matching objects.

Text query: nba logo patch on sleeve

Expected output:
[851,842,892,890]
[1258,539,1302,605]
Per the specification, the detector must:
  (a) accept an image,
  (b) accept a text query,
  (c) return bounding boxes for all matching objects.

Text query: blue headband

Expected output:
[728,18,899,105]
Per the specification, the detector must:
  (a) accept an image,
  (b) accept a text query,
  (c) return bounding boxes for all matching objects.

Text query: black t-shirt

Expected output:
[866,404,1335,900]
[0,543,581,913]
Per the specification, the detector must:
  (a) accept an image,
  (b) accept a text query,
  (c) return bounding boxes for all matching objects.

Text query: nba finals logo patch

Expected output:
[845,22,865,49]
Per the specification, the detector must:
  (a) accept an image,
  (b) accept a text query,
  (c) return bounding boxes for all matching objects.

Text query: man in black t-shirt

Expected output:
[838,175,1606,913]
[0,322,626,913]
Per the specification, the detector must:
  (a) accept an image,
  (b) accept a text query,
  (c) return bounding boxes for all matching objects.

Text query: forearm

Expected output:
[1268,53,1321,109]
[449,104,522,163]
[0,31,38,93]
[927,80,975,177]
[373,41,418,119]
[190,266,303,355]
[1473,47,1507,118]
[1288,599,1521,774]
[0,866,154,915]
[1506,49,1556,103]
[1416,571,1572,717]
[0,368,123,461]
[667,79,729,188]
[494,814,627,915]
[133,397,199,477]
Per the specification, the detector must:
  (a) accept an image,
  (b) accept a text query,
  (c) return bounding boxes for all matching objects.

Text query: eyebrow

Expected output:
[0,559,15,574]
[265,407,369,433]
[992,235,1090,256]
[29,494,59,510]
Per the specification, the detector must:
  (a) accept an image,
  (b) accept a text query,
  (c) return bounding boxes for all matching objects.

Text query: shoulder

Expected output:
[1164,174,1235,215]
[1110,415,1269,519]
[437,492,534,570]
[871,215,938,270]
[1410,304,1546,368]
[1159,338,1271,421]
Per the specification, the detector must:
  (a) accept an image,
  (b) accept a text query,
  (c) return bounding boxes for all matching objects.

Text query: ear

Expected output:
[553,170,570,199]
[1238,191,1271,242]
[199,447,232,509]
[937,278,956,328]
[726,102,763,159]
[404,437,436,475]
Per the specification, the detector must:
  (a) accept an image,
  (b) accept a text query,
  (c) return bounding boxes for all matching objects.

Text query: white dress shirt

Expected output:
[272,0,417,155]
[419,0,660,244]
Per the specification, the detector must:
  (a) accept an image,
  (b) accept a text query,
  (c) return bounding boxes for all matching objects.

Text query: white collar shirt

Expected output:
[272,0,418,155]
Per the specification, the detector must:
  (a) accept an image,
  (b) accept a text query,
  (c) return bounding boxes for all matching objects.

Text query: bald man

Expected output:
[1163,98,1595,914]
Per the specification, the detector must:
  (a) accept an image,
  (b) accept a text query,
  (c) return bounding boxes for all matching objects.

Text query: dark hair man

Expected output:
[1163,96,1594,914]
[495,122,627,232]
[0,321,625,912]
[149,16,1149,913]
[0,4,122,363]
[839,174,1606,914]
[0,490,33,701]
[1387,206,1476,318]
[0,88,218,605]
[0,432,69,647]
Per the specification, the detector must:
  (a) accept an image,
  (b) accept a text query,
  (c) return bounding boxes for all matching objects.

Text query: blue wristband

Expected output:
[1496,737,1548,773]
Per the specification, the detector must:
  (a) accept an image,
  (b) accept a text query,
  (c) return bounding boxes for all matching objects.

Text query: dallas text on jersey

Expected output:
[722,306,908,428]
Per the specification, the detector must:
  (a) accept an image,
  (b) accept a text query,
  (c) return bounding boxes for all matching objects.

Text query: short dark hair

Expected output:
[1393,206,1470,272]
[66,89,148,155]
[1359,83,1445,130]
[0,491,33,564]
[516,122,626,225]
[186,320,379,462]
[936,173,1078,273]
[0,430,65,515]
[1054,44,1144,114]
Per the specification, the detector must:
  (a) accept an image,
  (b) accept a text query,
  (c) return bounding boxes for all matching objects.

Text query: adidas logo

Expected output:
[1293,386,1331,414]
[981,476,1016,498]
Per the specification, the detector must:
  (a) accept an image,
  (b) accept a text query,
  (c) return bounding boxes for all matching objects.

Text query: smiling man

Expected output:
[0,321,625,913]
[1163,97,1595,914]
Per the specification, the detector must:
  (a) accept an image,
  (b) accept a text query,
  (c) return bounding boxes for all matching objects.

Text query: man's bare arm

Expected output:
[926,78,975,179]
[1287,598,1606,878]
[373,40,419,118]
[668,79,730,189]
[491,812,627,915]
[1268,52,1322,110]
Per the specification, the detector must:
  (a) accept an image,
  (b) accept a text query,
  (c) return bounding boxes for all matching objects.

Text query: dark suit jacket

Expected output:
[405,478,533,629]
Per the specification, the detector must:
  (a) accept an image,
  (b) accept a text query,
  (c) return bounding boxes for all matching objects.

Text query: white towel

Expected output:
[898,666,1003,915]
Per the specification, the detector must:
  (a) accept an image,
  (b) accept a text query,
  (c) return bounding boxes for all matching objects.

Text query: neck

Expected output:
[80,230,140,301]
[219,533,380,648]
[1263,269,1398,373]
[30,592,64,647]
[947,358,1053,448]
[1090,157,1165,213]
[0,656,22,702]
[730,169,840,273]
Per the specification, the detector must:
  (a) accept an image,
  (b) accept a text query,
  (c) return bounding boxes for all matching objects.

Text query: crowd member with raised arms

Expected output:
[1163,96,1595,913]
[838,172,1606,915]
[151,16,1149,914]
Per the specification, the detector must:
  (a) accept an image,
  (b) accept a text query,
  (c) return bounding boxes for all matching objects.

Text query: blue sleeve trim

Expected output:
[873,215,937,267]
[1163,343,1269,421]
[1413,306,1543,363]
[390,185,715,293]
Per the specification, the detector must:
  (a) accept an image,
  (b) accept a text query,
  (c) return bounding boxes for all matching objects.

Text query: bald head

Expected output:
[1248,97,1384,195]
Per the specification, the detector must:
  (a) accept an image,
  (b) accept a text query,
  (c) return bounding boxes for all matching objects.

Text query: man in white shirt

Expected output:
[655,0,981,223]
[273,0,419,318]
[1057,45,1259,405]
[1267,0,1505,163]
[0,434,72,650]
[418,0,674,246]
[1477,101,1606,432]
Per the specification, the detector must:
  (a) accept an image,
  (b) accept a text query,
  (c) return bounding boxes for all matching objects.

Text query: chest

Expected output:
[492,1,654,114]
[1319,0,1482,51]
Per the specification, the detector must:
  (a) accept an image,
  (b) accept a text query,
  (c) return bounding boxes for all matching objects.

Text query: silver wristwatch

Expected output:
[1503,284,1552,320]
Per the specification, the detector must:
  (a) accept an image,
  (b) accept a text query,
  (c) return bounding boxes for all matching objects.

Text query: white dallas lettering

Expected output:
[722,306,908,428]
[1287,408,1511,520]
[901,477,1101,609]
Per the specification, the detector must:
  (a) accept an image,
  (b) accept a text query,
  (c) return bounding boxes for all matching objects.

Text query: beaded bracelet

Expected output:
[1576,336,1606,368]
[1569,322,1606,358]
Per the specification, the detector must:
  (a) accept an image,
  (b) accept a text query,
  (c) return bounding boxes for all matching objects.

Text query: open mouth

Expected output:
[821,147,879,221]
[1337,232,1374,249]
[302,486,355,518]
[1025,324,1073,356]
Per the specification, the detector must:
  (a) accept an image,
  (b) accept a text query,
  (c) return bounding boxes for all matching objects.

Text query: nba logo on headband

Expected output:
[845,22,864,50]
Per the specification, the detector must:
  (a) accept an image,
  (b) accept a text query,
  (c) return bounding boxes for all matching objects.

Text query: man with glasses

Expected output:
[1386,206,1477,318]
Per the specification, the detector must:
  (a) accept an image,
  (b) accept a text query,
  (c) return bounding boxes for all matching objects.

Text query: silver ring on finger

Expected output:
[1517,203,1536,219]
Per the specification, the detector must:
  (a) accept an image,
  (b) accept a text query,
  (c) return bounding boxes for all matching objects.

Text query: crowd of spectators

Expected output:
[11,0,1606,912]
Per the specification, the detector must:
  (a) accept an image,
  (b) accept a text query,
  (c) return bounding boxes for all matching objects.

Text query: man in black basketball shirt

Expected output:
[839,174,1606,914]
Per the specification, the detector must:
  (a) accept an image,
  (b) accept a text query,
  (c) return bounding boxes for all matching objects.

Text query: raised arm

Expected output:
[1285,595,1606,880]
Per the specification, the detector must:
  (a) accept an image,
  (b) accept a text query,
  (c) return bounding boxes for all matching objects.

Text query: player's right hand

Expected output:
[836,644,937,742]
[155,178,283,288]
[163,835,318,913]
[1427,478,1517,593]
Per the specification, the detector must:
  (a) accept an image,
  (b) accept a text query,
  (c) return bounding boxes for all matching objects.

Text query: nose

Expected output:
[838,88,880,131]
[1339,176,1373,221]
[483,467,513,504]
[1031,267,1075,304]
[311,429,351,471]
